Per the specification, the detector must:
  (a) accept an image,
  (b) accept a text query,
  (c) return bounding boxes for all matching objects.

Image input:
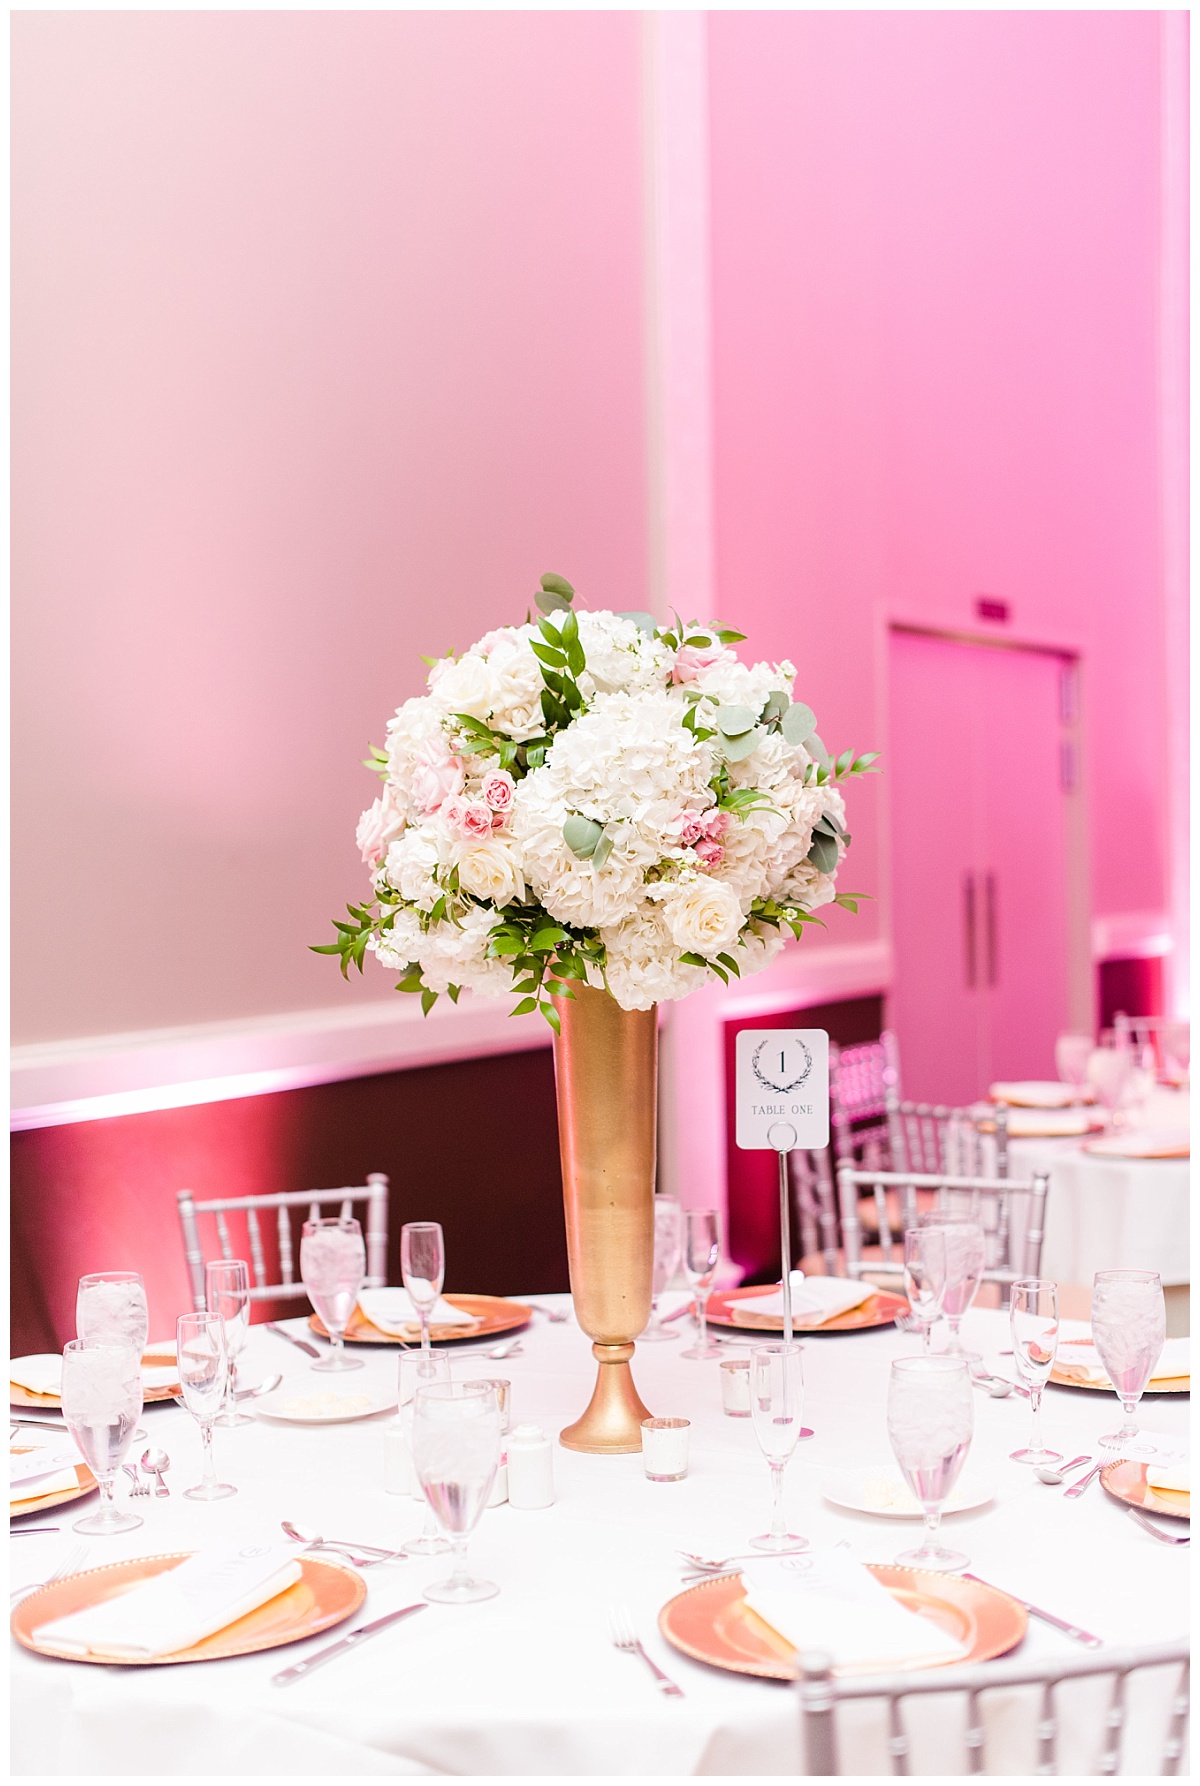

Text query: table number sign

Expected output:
[735,1030,830,1343]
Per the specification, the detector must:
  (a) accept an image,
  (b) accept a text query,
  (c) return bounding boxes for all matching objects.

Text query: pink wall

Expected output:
[12,12,648,1042]
[707,10,1175,949]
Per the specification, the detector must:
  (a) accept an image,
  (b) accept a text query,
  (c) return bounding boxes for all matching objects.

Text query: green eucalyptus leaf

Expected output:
[760,691,788,725]
[563,815,604,859]
[618,610,658,634]
[540,572,575,599]
[535,587,572,614]
[717,704,758,738]
[781,702,817,746]
[806,732,831,769]
[806,831,839,874]
[722,726,764,762]
[591,830,615,871]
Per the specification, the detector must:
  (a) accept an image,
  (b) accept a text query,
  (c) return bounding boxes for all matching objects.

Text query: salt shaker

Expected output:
[383,1417,416,1496]
[507,1423,555,1508]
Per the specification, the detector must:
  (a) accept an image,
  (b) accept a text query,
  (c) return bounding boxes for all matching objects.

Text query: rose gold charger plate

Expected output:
[11,1551,366,1665]
[1048,1339,1189,1396]
[310,1293,532,1346]
[1100,1460,1191,1521]
[10,1447,98,1520]
[705,1286,909,1336]
[10,1345,181,1412]
[659,1566,1027,1683]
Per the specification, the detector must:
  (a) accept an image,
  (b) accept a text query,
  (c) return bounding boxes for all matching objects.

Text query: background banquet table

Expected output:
[11,1299,1189,1776]
[1010,1138,1190,1288]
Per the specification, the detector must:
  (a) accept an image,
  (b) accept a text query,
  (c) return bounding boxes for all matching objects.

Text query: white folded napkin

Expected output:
[10,1444,84,1509]
[1005,1107,1099,1137]
[1054,1336,1189,1386]
[358,1288,476,1333]
[736,1272,873,1325]
[9,1354,180,1396]
[32,1541,303,1660]
[1146,1462,1190,1493]
[742,1551,968,1671]
[989,1081,1084,1108]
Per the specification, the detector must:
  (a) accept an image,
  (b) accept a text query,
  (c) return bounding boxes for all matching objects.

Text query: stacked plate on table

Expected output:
[1100,1460,1190,1522]
[309,1292,531,1347]
[10,1440,97,1520]
[10,1345,181,1411]
[1050,1337,1190,1395]
[706,1280,908,1337]
[1082,1130,1190,1160]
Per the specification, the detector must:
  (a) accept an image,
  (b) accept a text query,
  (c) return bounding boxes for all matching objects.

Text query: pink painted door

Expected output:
[888,631,1072,1103]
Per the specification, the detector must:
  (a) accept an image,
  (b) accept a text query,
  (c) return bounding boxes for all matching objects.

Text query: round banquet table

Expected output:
[10,1301,1189,1776]
[1007,1138,1190,1288]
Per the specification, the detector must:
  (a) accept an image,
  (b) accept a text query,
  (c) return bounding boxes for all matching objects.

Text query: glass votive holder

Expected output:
[641,1417,690,1482]
[719,1357,752,1417]
[466,1377,511,1432]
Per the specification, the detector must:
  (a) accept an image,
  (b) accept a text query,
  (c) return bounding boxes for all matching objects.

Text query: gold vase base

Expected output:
[558,1342,652,1454]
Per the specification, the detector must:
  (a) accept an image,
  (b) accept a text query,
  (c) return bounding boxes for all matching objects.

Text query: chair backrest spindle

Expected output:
[173,1180,393,1309]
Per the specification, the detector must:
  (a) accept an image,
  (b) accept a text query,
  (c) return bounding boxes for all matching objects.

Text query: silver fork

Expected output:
[11,1543,89,1603]
[1126,1507,1190,1546]
[608,1605,685,1697]
[122,1464,150,1498]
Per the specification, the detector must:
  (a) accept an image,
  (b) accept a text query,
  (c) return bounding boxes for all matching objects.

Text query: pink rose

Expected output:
[410,737,465,815]
[670,641,727,685]
[480,767,516,815]
[701,809,728,842]
[443,797,494,838]
[356,798,392,868]
[694,839,725,868]
[678,813,705,847]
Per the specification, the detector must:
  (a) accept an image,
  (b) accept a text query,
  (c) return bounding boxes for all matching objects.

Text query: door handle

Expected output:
[984,872,998,987]
[963,872,977,989]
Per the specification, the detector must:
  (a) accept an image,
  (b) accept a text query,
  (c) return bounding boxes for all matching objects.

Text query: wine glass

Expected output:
[60,1340,144,1535]
[300,1215,366,1372]
[1055,1032,1095,1094]
[920,1220,985,1359]
[401,1221,445,1367]
[1160,1020,1190,1085]
[76,1270,150,1443]
[1009,1278,1062,1464]
[1091,1269,1166,1451]
[748,1343,808,1552]
[399,1348,451,1557]
[412,1381,502,1603]
[176,1312,237,1500]
[680,1208,723,1361]
[1088,1035,1132,1125]
[903,1227,947,1353]
[640,1197,682,1342]
[206,1259,252,1428]
[887,1356,973,1572]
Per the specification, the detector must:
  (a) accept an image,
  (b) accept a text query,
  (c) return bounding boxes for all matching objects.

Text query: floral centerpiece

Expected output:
[318,575,875,1017]
[318,574,876,1453]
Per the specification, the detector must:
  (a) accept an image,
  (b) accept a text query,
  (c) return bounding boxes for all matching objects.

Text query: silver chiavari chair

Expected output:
[790,1148,840,1277]
[829,1031,902,1171]
[835,1163,1049,1299]
[797,1641,1190,1776]
[176,1176,390,1312]
[886,1096,1009,1181]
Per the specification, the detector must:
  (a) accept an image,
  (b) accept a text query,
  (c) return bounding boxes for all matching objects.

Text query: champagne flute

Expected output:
[749,1343,808,1551]
[60,1340,144,1535]
[640,1197,682,1342]
[76,1271,150,1443]
[300,1215,366,1372]
[176,1312,237,1500]
[401,1221,445,1367]
[1088,1035,1132,1126]
[1009,1278,1062,1464]
[887,1356,973,1571]
[920,1220,985,1358]
[680,1208,723,1361]
[1055,1032,1095,1094]
[903,1227,947,1353]
[399,1349,451,1557]
[412,1381,502,1603]
[206,1259,252,1428]
[1091,1270,1166,1451]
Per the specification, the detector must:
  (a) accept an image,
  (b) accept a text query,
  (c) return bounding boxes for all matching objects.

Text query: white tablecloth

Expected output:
[11,1303,1189,1775]
[1008,1138,1191,1287]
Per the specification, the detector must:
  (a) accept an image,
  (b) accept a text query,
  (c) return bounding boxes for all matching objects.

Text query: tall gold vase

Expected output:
[552,983,656,1453]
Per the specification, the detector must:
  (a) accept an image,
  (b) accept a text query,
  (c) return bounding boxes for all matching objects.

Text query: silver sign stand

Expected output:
[767,1120,798,1344]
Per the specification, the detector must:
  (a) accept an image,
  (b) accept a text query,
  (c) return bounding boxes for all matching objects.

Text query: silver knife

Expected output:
[265,1322,322,1359]
[271,1602,427,1684]
[961,1574,1102,1649]
[10,1415,72,1432]
[1064,1459,1105,1499]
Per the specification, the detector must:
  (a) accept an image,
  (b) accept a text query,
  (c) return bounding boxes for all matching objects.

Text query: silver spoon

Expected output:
[678,1547,807,1571]
[140,1446,171,1497]
[233,1372,283,1402]
[280,1520,404,1564]
[1035,1454,1092,1486]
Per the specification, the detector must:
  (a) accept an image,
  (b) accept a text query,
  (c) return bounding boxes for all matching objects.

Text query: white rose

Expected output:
[429,653,493,718]
[457,836,525,907]
[660,875,744,956]
[384,828,443,909]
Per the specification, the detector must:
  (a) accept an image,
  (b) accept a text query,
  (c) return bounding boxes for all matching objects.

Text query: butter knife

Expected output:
[961,1574,1102,1649]
[265,1322,322,1360]
[1063,1459,1105,1500]
[272,1602,427,1684]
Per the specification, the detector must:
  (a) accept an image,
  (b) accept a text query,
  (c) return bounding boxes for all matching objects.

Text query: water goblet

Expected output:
[176,1312,237,1500]
[60,1339,144,1535]
[76,1270,151,1443]
[401,1221,445,1367]
[887,1356,973,1571]
[1009,1278,1062,1464]
[749,1343,808,1551]
[680,1208,723,1361]
[920,1219,985,1359]
[903,1227,947,1353]
[1088,1035,1132,1125]
[640,1197,683,1342]
[1091,1270,1166,1451]
[398,1349,451,1557]
[206,1258,252,1428]
[1055,1032,1095,1093]
[412,1381,502,1603]
[300,1215,366,1372]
